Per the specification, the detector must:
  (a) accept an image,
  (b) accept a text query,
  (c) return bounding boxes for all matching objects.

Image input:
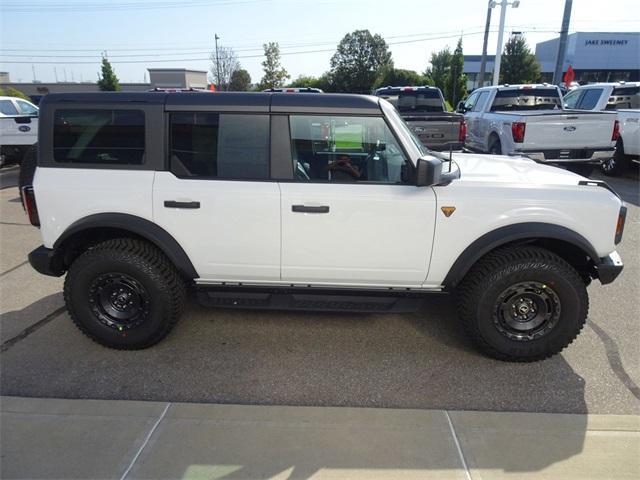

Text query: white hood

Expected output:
[451,153,583,186]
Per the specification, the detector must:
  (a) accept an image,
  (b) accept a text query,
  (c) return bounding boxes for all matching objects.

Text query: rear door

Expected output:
[278,114,437,286]
[153,111,281,282]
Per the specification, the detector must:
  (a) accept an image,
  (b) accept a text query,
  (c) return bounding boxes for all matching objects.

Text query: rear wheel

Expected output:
[457,246,588,362]
[64,238,186,349]
[488,137,502,155]
[601,139,629,177]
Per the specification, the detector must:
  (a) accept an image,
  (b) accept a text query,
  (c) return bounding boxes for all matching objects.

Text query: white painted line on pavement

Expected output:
[445,410,472,480]
[120,402,171,480]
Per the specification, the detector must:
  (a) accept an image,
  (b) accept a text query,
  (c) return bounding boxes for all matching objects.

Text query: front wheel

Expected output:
[64,238,186,349]
[457,246,588,362]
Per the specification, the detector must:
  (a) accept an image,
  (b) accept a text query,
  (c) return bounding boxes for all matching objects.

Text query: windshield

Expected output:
[490,88,561,111]
[379,91,444,113]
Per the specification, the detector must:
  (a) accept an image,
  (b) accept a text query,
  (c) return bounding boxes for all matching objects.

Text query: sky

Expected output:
[1,0,639,84]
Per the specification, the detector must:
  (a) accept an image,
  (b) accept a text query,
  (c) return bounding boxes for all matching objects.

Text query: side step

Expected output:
[196,290,424,313]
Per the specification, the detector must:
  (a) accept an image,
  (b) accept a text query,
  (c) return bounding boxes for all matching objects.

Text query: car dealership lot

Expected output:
[0,167,638,415]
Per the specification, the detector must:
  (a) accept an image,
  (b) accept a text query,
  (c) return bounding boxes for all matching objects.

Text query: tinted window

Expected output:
[170,113,269,179]
[562,90,583,109]
[490,88,561,111]
[463,91,479,111]
[53,109,145,165]
[607,86,640,110]
[16,100,38,116]
[290,115,408,184]
[379,90,444,113]
[577,88,603,110]
[0,100,19,116]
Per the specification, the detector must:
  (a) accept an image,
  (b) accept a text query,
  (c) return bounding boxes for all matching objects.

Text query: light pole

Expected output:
[492,0,520,86]
[214,33,221,89]
[553,0,573,85]
[478,0,495,89]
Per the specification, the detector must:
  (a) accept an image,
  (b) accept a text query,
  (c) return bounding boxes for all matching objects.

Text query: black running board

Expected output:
[196,290,425,313]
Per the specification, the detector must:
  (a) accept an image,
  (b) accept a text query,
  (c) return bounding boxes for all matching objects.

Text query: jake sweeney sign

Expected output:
[585,39,629,46]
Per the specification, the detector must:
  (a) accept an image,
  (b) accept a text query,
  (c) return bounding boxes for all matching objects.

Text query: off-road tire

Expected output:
[19,143,38,189]
[488,137,502,155]
[64,238,186,349]
[601,139,629,177]
[457,246,588,362]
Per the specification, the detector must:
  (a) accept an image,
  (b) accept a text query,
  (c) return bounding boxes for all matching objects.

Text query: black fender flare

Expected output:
[442,222,600,289]
[54,213,199,279]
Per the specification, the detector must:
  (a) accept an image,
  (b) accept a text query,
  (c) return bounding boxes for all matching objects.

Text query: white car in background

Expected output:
[562,82,640,175]
[0,96,39,168]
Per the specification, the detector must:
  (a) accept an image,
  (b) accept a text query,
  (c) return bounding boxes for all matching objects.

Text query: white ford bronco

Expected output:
[22,92,626,361]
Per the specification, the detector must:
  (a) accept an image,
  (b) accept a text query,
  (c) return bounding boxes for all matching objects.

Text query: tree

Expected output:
[209,46,240,91]
[0,86,30,101]
[258,42,289,90]
[97,56,121,91]
[444,38,467,108]
[500,35,541,85]
[229,69,251,91]
[287,72,334,91]
[330,30,392,93]
[424,47,451,93]
[373,67,431,89]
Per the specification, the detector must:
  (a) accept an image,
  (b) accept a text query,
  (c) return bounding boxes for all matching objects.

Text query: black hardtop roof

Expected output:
[40,91,381,113]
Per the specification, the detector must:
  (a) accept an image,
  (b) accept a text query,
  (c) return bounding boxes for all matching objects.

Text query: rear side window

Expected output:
[577,88,603,110]
[53,109,145,165]
[170,113,269,180]
[490,89,561,111]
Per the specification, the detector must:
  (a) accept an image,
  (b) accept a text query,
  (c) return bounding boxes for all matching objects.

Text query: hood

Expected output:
[451,153,583,186]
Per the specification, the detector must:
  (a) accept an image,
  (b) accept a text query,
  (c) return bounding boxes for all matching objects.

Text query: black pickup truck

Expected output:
[373,86,465,151]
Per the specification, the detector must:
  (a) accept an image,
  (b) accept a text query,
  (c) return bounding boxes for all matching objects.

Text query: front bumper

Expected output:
[513,148,615,164]
[595,251,623,285]
[28,246,65,277]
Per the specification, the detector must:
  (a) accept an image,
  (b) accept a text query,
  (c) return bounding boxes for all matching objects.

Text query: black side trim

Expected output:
[28,245,65,277]
[578,179,620,199]
[54,213,198,279]
[596,255,624,285]
[443,223,600,289]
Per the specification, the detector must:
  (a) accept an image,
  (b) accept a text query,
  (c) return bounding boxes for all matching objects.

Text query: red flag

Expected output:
[563,65,575,85]
[209,83,217,92]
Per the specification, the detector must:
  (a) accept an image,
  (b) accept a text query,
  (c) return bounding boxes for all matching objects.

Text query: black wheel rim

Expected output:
[493,281,561,341]
[602,157,615,172]
[89,273,150,331]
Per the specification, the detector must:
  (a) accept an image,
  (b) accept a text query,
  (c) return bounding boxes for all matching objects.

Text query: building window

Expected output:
[170,113,270,180]
[53,109,145,165]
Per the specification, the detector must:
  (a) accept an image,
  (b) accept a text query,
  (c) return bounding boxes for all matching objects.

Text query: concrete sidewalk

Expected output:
[1,397,638,480]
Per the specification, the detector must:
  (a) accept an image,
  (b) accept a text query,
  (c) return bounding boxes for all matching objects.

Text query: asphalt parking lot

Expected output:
[1,165,639,415]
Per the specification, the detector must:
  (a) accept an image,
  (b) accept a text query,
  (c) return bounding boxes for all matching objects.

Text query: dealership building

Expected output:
[464,31,639,90]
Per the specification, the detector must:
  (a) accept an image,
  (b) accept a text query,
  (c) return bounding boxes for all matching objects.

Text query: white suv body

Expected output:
[23,92,626,361]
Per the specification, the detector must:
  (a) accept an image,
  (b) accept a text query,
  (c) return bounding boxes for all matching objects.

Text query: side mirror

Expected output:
[415,158,442,187]
[456,101,466,113]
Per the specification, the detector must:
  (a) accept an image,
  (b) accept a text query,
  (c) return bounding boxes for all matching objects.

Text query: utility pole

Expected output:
[478,1,494,89]
[214,33,221,89]
[32,64,37,82]
[54,67,58,82]
[493,0,520,86]
[553,0,573,85]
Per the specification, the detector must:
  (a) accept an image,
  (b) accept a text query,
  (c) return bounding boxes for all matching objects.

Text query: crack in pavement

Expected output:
[589,321,640,401]
[1,307,67,353]
[0,260,28,277]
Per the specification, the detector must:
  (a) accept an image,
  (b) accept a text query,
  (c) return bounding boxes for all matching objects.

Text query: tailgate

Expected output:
[521,112,616,150]
[405,116,459,147]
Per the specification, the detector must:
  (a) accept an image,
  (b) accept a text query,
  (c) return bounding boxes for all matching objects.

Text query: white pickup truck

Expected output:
[0,96,39,168]
[562,82,640,175]
[458,85,618,176]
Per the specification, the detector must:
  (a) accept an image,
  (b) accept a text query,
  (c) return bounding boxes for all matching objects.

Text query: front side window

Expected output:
[290,115,408,184]
[562,90,583,109]
[463,92,479,111]
[0,100,19,116]
[16,100,38,116]
[170,113,269,180]
[53,109,145,165]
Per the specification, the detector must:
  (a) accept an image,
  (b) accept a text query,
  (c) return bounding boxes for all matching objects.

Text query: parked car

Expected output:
[457,84,618,176]
[562,82,640,175]
[0,96,38,167]
[23,92,625,362]
[374,86,465,151]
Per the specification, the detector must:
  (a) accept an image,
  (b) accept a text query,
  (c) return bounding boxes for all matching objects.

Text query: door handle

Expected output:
[291,205,330,214]
[164,200,200,209]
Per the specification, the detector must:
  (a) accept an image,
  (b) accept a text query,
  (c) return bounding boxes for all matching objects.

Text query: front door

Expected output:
[279,114,437,286]
[153,112,281,282]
